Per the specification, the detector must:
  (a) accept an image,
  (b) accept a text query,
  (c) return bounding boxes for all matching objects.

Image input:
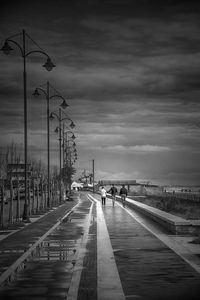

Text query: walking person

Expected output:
[100,186,107,206]
[108,184,118,207]
[119,185,128,207]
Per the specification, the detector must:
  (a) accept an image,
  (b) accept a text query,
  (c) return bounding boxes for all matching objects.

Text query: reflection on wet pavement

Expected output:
[0,196,92,300]
[31,240,77,262]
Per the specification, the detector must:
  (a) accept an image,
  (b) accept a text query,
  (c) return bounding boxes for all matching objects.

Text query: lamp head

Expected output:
[1,41,13,55]
[70,121,75,129]
[43,57,56,71]
[49,113,54,121]
[32,88,40,97]
[60,99,68,109]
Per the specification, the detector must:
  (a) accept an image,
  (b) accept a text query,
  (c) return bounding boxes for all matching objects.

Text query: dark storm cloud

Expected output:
[2,1,200,103]
[49,10,200,105]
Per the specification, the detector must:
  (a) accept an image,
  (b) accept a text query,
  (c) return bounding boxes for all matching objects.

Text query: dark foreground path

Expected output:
[0,192,200,300]
[0,199,78,278]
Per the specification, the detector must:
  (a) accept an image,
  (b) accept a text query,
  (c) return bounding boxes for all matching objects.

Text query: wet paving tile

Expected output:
[0,195,92,299]
[103,204,200,300]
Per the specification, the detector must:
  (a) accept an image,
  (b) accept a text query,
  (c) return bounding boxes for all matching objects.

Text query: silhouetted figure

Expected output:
[119,185,128,207]
[108,184,118,207]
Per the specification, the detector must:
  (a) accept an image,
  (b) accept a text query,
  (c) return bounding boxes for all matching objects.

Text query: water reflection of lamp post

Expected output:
[1,29,55,221]
[50,108,75,204]
[32,82,68,208]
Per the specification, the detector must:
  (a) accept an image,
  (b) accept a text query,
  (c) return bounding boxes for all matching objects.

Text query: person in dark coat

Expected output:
[108,184,118,207]
[119,185,128,207]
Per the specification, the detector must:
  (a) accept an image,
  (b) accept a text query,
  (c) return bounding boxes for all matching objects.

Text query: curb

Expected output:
[0,203,66,243]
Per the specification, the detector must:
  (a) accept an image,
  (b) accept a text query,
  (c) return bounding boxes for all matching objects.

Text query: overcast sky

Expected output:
[0,0,200,185]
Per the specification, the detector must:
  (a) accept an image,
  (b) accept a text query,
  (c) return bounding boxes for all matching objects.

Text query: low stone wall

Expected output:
[94,191,200,235]
[116,195,200,235]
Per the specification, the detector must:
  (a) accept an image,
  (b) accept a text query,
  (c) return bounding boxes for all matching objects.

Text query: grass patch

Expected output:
[129,194,200,220]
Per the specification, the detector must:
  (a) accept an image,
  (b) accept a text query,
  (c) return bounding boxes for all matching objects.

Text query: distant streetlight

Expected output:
[32,81,68,208]
[1,29,55,221]
[50,108,75,203]
[62,131,78,192]
[60,123,77,169]
[61,128,77,167]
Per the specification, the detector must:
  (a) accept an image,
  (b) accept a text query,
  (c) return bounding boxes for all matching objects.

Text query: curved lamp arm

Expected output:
[33,87,47,98]
[1,40,55,71]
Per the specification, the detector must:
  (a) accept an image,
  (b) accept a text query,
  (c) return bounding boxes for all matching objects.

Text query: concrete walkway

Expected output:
[0,192,200,300]
[89,193,200,300]
[0,199,79,283]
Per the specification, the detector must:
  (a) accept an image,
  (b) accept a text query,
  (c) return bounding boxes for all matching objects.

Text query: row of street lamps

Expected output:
[1,30,77,220]
[32,83,70,207]
[50,108,76,203]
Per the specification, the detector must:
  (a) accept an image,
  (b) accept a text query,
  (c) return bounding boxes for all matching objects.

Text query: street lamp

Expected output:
[1,30,55,221]
[62,129,77,166]
[50,108,75,204]
[60,123,76,169]
[32,81,68,208]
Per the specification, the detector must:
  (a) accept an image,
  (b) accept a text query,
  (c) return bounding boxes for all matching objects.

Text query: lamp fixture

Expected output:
[42,57,56,71]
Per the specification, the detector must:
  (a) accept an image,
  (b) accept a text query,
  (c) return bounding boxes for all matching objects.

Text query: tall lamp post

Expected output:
[1,29,55,221]
[32,82,68,208]
[50,108,75,203]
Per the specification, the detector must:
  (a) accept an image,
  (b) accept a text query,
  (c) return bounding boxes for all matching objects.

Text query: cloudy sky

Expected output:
[0,0,200,185]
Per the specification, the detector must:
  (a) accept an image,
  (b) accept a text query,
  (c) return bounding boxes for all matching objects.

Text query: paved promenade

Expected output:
[0,192,200,299]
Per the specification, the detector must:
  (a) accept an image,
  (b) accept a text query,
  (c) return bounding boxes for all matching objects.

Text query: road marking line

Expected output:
[88,193,125,300]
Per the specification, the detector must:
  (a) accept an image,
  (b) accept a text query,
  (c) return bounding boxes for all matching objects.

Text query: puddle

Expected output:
[30,240,78,262]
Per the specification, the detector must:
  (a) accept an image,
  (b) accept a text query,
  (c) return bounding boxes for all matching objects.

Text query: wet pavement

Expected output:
[0,193,96,300]
[0,199,79,279]
[0,192,200,299]
[102,199,200,299]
